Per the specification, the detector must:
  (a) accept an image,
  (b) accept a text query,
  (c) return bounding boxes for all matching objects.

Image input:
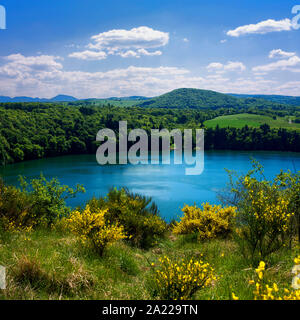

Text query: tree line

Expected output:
[0,102,299,165]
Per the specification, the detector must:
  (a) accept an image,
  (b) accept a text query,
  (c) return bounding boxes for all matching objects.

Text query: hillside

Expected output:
[229,94,300,107]
[137,88,240,109]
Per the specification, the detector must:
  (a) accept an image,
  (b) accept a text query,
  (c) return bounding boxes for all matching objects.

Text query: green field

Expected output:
[0,228,297,300]
[204,113,300,131]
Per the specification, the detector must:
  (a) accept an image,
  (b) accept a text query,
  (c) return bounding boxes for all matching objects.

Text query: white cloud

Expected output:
[206,62,224,72]
[116,48,162,58]
[2,53,300,98]
[252,55,300,73]
[138,48,162,56]
[207,61,246,73]
[68,50,107,60]
[69,26,168,60]
[220,39,227,44]
[224,61,246,72]
[269,49,296,59]
[227,18,292,37]
[89,26,169,50]
[0,54,63,79]
[183,38,189,42]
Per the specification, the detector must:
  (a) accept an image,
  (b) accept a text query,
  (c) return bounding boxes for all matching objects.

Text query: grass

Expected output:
[204,113,300,131]
[0,227,297,300]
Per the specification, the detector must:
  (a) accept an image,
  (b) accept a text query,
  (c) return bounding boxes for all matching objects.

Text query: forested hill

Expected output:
[229,94,300,107]
[137,88,239,109]
[136,88,294,110]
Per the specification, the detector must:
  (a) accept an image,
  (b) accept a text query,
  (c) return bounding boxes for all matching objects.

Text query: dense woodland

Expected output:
[0,98,300,165]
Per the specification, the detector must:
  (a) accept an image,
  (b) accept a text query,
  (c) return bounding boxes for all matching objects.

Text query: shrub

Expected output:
[0,179,34,232]
[173,203,236,241]
[224,161,295,265]
[232,255,300,300]
[66,204,126,256]
[19,174,85,226]
[150,255,216,300]
[87,188,167,249]
[275,170,300,244]
[0,175,85,231]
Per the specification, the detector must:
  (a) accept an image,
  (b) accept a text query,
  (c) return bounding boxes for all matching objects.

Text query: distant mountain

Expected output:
[1,89,299,109]
[106,96,149,101]
[137,88,241,109]
[0,95,78,103]
[50,95,78,102]
[229,94,300,107]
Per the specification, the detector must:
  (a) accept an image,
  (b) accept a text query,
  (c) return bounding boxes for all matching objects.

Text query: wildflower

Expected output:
[232,293,239,300]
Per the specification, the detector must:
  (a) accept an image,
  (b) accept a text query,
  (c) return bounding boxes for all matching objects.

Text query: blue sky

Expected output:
[0,0,300,98]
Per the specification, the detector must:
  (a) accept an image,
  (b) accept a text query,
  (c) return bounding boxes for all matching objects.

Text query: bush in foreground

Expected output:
[66,204,126,256]
[0,175,85,231]
[232,255,300,300]
[173,203,236,241]
[150,255,216,300]
[226,162,295,265]
[87,188,167,249]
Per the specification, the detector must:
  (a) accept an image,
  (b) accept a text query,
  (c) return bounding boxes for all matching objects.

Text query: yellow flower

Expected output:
[232,293,239,300]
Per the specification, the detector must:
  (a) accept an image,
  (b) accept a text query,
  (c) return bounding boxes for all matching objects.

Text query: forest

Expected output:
[0,100,300,165]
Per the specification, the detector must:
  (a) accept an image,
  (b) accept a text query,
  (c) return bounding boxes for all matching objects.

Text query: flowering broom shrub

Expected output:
[232,255,300,300]
[0,179,34,232]
[66,205,126,255]
[225,161,295,265]
[151,255,216,300]
[173,203,236,240]
[234,175,293,265]
[87,188,166,249]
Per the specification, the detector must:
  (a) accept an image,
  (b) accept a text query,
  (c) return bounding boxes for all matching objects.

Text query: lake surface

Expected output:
[1,151,300,222]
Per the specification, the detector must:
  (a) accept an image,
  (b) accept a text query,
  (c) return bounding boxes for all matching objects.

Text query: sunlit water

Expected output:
[1,151,300,222]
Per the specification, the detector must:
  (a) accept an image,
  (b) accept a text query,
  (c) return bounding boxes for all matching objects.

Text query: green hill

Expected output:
[137,88,240,109]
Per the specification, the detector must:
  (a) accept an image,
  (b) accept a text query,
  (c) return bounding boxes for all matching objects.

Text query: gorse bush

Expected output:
[66,204,126,255]
[0,175,85,231]
[275,170,300,243]
[87,188,167,249]
[0,179,34,232]
[225,161,295,265]
[151,255,216,300]
[173,203,236,241]
[232,255,300,300]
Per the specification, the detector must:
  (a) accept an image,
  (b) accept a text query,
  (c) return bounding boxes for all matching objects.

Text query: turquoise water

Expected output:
[1,151,300,222]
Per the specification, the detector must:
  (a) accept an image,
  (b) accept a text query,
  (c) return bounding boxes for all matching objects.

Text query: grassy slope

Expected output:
[0,228,296,300]
[204,113,300,131]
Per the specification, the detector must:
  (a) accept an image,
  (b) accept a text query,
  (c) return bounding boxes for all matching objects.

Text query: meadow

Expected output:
[0,228,297,300]
[204,113,300,131]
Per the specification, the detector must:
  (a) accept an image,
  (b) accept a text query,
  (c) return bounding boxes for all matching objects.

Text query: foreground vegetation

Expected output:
[1,228,298,300]
[0,162,299,300]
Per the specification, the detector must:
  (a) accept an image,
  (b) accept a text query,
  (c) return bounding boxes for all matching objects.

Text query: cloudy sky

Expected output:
[0,0,300,98]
